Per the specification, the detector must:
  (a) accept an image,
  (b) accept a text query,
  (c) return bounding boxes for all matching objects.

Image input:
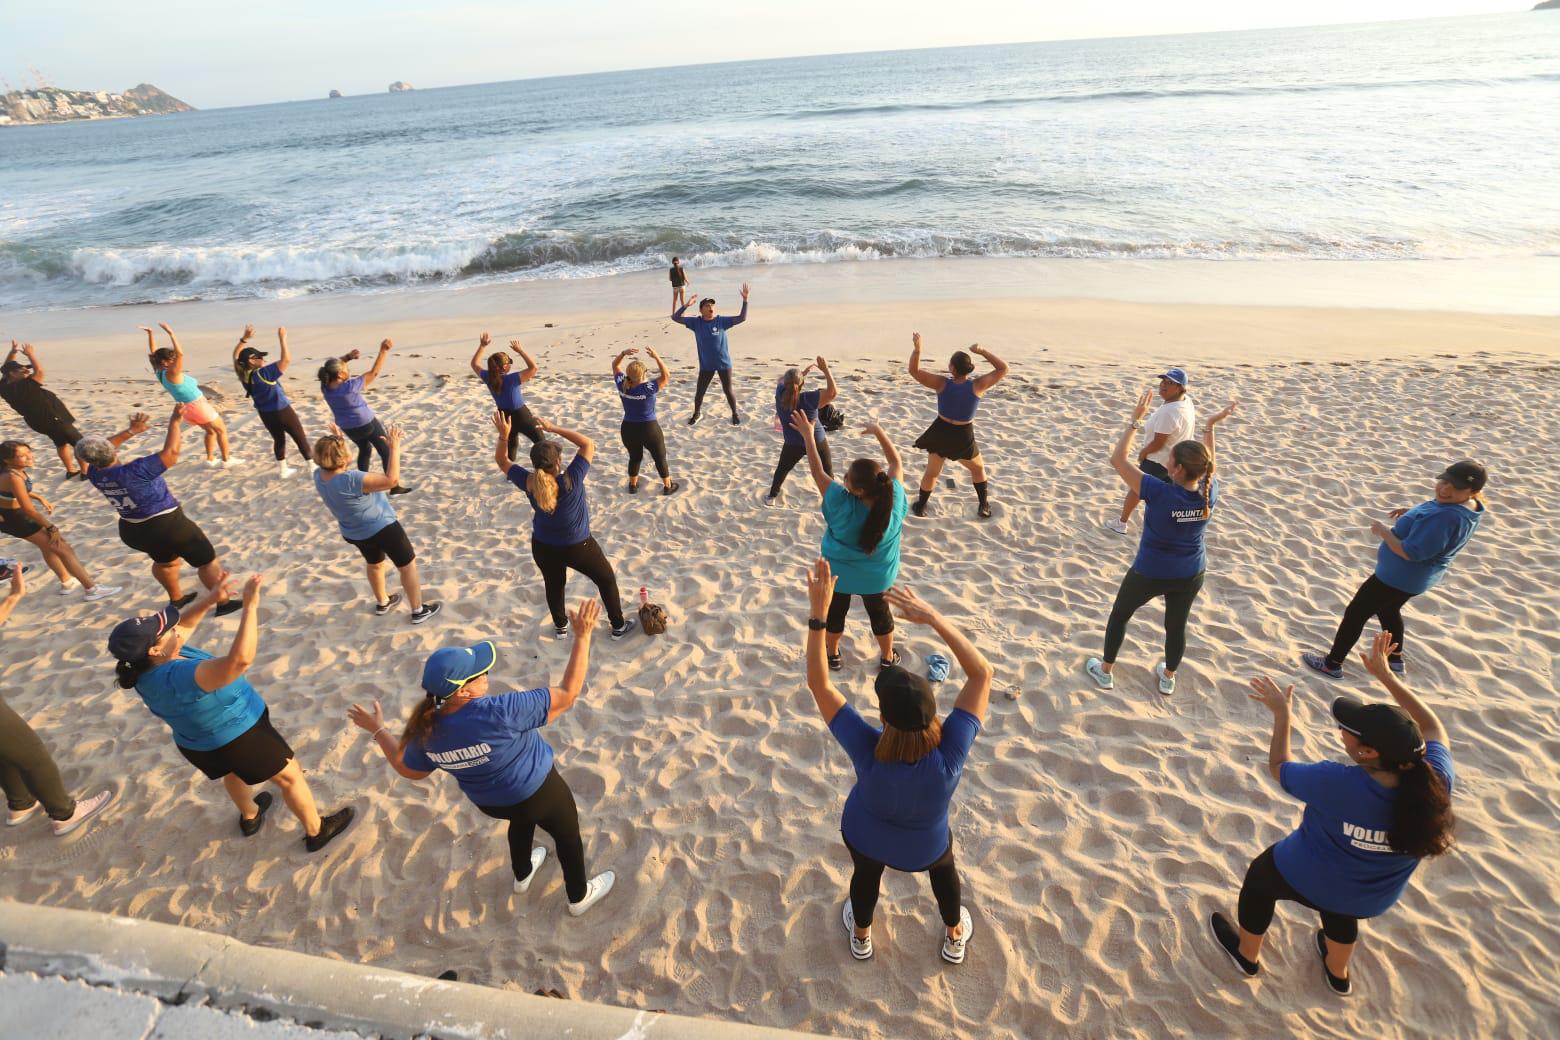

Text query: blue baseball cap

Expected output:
[421,641,496,701]
[1158,368,1189,387]
[107,604,180,662]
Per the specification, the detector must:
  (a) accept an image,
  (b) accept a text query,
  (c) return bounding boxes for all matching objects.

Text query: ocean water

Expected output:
[1,12,1556,311]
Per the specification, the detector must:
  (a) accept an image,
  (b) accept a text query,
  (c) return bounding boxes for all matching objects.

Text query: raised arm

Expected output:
[512,340,539,382]
[471,332,491,379]
[1203,398,1237,455]
[816,355,838,406]
[1247,677,1294,783]
[491,411,514,475]
[730,282,750,326]
[864,422,902,483]
[648,346,670,388]
[158,407,185,468]
[158,323,186,382]
[804,560,847,723]
[232,324,255,362]
[346,699,432,781]
[671,298,694,326]
[970,344,1008,395]
[139,327,158,370]
[885,586,993,723]
[908,332,944,391]
[1110,390,1155,491]
[107,411,153,452]
[788,410,832,497]
[275,327,292,373]
[361,339,392,387]
[360,424,403,493]
[547,599,601,722]
[611,347,634,377]
[1362,631,1447,746]
[543,418,594,464]
[193,575,260,692]
[20,343,44,383]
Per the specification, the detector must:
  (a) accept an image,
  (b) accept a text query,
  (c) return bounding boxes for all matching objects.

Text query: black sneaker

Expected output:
[977,502,992,519]
[1208,912,1260,978]
[627,481,640,495]
[375,592,402,616]
[828,652,843,672]
[553,619,570,640]
[611,615,639,640]
[910,500,928,518]
[730,413,742,426]
[687,412,702,427]
[304,806,354,853]
[1315,930,1352,995]
[662,481,681,496]
[171,591,200,609]
[879,651,901,670]
[239,791,274,837]
[410,602,442,626]
[214,599,243,617]
[389,484,414,496]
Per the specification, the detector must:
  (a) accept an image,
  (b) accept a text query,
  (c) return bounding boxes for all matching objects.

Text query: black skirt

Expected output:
[914,417,979,461]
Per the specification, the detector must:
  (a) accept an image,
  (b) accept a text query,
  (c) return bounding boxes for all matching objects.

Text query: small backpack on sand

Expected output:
[639,600,669,636]
[818,404,846,432]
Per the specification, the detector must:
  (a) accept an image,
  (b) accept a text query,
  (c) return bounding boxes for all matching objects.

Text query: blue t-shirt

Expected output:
[829,703,981,871]
[244,362,290,413]
[508,454,591,546]
[776,387,825,446]
[1272,741,1455,918]
[134,647,268,753]
[401,689,555,806]
[314,467,397,541]
[488,371,524,412]
[1133,475,1219,580]
[821,480,908,595]
[157,370,202,404]
[1374,500,1483,596]
[674,301,746,369]
[938,379,979,422]
[323,375,375,428]
[88,453,180,521]
[616,373,659,423]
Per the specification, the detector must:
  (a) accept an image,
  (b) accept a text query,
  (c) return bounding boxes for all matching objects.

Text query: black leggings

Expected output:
[768,440,834,497]
[620,420,669,480]
[826,590,894,636]
[500,407,544,462]
[1103,567,1205,671]
[1238,845,1360,945]
[343,418,390,474]
[693,368,737,417]
[531,536,624,629]
[846,835,962,929]
[476,767,588,903]
[258,406,311,462]
[1325,574,1414,669]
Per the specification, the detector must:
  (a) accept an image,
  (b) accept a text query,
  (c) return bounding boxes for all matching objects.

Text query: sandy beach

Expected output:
[2,261,1558,1039]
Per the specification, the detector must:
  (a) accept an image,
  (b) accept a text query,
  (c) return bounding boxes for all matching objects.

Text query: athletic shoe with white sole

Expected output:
[842,901,873,960]
[51,788,119,837]
[83,584,124,602]
[375,592,402,616]
[514,846,548,894]
[1155,662,1176,696]
[1084,657,1114,689]
[567,870,615,916]
[410,602,442,625]
[222,457,243,468]
[553,619,570,640]
[1301,651,1343,679]
[278,462,296,478]
[1208,912,1260,977]
[57,578,80,596]
[941,906,973,964]
[6,802,39,827]
[1103,518,1129,536]
[611,615,639,640]
[1316,929,1352,995]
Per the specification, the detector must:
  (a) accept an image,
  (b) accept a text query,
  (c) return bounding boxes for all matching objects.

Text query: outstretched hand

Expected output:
[1210,398,1239,424]
[806,558,835,618]
[347,699,386,734]
[480,332,492,348]
[569,597,602,634]
[911,331,922,351]
[491,410,512,435]
[1361,630,1400,680]
[1247,676,1293,714]
[740,282,751,301]
[787,408,815,438]
[884,585,938,626]
[241,573,264,607]
[1131,389,1154,423]
[128,411,152,433]
[385,422,405,448]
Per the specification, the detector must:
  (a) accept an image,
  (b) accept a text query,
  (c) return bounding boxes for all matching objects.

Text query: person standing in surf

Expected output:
[906,333,1008,519]
[470,332,542,464]
[232,326,313,478]
[672,282,748,427]
[141,323,237,466]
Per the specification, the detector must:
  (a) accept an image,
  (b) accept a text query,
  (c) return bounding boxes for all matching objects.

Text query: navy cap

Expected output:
[107,604,180,662]
[1332,696,1425,767]
[1158,368,1189,387]
[1438,460,1486,493]
[421,641,497,702]
[874,664,937,732]
[237,346,268,365]
[1,360,30,374]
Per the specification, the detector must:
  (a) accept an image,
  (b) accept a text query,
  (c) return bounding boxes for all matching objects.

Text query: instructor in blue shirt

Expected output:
[671,282,748,427]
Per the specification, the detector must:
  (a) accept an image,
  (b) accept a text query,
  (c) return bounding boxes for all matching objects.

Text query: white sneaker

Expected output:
[278,461,296,478]
[83,584,123,603]
[568,870,615,916]
[843,901,873,960]
[1104,518,1129,536]
[6,802,39,827]
[57,578,80,596]
[222,457,243,468]
[52,788,118,837]
[763,494,778,508]
[205,457,220,467]
[941,906,973,965]
[1084,657,1114,690]
[513,846,548,894]
[1154,662,1176,696]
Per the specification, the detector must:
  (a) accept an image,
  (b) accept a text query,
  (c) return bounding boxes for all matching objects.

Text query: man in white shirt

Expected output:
[1105,368,1195,535]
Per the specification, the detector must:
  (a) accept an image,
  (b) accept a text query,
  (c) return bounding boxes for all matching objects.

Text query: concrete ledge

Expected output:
[1,900,820,1040]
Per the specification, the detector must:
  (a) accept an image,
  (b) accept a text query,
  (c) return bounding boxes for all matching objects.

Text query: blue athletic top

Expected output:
[673,300,746,370]
[88,453,180,522]
[157,369,202,404]
[323,375,375,429]
[937,379,978,423]
[508,454,592,546]
[777,386,825,446]
[243,362,289,413]
[314,467,397,541]
[487,371,524,412]
[821,481,909,595]
[402,689,556,806]
[1133,475,1220,580]
[1374,499,1483,596]
[134,647,267,753]
[616,373,659,423]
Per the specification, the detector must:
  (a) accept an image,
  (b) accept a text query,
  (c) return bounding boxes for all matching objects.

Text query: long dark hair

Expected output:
[401,698,439,750]
[485,352,511,393]
[0,440,25,467]
[780,368,802,415]
[234,356,258,397]
[151,347,177,372]
[115,657,154,689]
[847,458,894,553]
[1171,440,1216,518]
[1388,756,1456,858]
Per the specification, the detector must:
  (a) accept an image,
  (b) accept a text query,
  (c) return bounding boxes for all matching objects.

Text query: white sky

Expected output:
[0,0,1531,109]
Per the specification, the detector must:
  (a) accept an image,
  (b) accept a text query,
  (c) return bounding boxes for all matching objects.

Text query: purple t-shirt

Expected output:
[88,453,179,521]
[508,454,591,546]
[323,375,375,428]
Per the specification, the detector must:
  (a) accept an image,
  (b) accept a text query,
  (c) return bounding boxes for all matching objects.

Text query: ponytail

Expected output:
[486,353,510,393]
[847,459,894,554]
[528,469,559,513]
[1388,756,1456,859]
[781,368,802,415]
[400,698,439,751]
[234,359,255,396]
[1170,440,1215,518]
[1199,457,1216,519]
[115,657,152,690]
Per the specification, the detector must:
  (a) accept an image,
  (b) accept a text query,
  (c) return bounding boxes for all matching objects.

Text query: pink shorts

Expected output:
[181,398,218,426]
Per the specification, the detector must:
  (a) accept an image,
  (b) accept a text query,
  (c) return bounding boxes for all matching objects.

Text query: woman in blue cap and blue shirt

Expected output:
[232,325,313,478]
[347,598,615,915]
[671,282,748,427]
[107,573,355,851]
[804,559,993,964]
[1303,460,1486,680]
[906,333,1008,519]
[789,411,908,671]
[764,355,836,506]
[1086,390,1236,696]
[1211,631,1455,996]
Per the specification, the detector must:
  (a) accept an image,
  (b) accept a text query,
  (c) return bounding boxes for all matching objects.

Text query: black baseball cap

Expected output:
[1,360,30,374]
[874,665,937,732]
[1332,696,1425,766]
[237,346,268,365]
[1438,460,1486,493]
[107,604,180,662]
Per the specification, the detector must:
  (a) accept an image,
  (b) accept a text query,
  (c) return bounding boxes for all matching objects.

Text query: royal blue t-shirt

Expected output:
[508,454,591,546]
[1272,741,1454,918]
[88,453,180,521]
[821,480,908,595]
[776,387,825,446]
[401,689,555,806]
[616,373,659,423]
[313,467,397,541]
[1375,500,1483,596]
[244,363,290,413]
[134,647,268,752]
[487,371,524,412]
[673,301,746,369]
[829,703,981,871]
[1133,475,1219,580]
[323,375,375,428]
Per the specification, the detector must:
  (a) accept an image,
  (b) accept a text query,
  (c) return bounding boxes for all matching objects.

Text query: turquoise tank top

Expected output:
[157,369,202,404]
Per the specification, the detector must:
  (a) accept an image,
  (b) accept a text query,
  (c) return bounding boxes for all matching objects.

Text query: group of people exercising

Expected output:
[0,280,1487,992]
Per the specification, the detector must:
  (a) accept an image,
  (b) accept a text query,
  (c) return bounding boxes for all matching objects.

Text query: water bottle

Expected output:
[639,586,649,607]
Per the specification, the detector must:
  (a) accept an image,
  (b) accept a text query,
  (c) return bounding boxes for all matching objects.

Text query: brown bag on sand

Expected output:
[639,600,669,635]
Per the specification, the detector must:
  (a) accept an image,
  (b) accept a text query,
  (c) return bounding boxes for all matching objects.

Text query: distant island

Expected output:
[329,89,343,99]
[0,83,193,126]
[389,81,414,93]
[1535,0,1560,9]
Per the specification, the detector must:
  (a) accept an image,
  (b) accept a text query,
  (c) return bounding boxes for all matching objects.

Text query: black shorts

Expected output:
[119,508,216,567]
[32,422,82,449]
[0,510,43,540]
[346,521,415,567]
[176,709,294,784]
[914,417,979,461]
[1139,459,1171,481]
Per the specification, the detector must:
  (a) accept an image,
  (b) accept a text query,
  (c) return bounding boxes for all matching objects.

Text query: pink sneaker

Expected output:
[52,788,118,837]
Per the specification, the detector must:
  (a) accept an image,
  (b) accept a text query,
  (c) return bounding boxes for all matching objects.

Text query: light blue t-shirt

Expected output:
[1273,741,1455,918]
[821,480,908,595]
[157,369,202,404]
[314,468,397,541]
[1375,499,1483,596]
[134,647,267,752]
[401,689,555,806]
[1133,475,1219,580]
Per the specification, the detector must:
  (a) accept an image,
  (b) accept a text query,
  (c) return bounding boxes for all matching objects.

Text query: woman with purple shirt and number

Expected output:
[318,339,411,495]
[1209,631,1456,997]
